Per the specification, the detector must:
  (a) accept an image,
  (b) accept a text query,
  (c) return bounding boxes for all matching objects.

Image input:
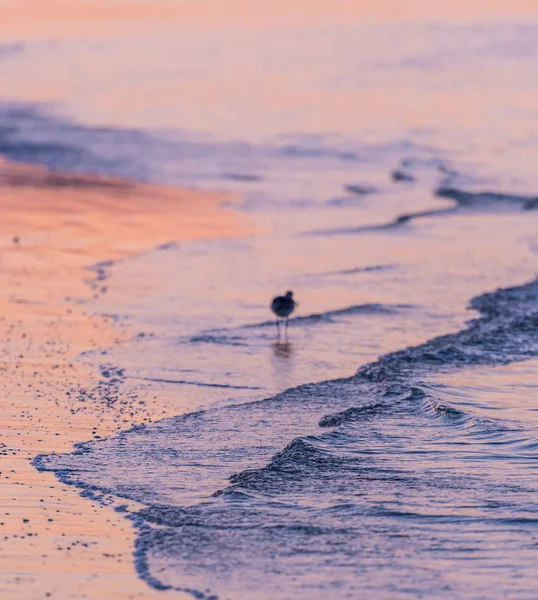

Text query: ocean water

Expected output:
[1,5,538,598]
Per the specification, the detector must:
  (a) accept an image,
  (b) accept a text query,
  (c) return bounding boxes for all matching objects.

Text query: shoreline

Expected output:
[0,156,251,599]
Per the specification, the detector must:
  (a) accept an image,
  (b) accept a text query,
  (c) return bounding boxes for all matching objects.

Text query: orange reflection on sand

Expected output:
[0,157,249,600]
[0,157,250,258]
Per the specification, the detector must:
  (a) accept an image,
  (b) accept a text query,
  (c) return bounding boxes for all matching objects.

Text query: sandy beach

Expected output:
[0,157,250,599]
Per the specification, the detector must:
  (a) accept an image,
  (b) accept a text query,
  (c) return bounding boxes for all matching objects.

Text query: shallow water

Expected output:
[2,4,538,599]
[36,280,538,599]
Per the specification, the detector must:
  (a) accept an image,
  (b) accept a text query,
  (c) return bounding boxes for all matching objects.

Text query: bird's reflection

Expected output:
[272,340,294,360]
[271,340,294,386]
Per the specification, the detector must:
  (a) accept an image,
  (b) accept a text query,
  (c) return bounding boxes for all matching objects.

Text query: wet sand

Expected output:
[0,157,251,599]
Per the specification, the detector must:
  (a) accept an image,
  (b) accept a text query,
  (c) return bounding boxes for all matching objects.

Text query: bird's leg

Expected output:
[276,319,281,338]
[285,317,289,339]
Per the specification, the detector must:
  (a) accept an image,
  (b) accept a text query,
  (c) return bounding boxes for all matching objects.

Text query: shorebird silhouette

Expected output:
[270,291,296,337]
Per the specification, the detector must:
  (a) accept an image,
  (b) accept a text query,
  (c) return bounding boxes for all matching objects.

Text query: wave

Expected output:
[327,185,378,206]
[189,334,249,346]
[358,279,538,385]
[302,264,395,278]
[311,185,538,236]
[436,187,538,210]
[318,388,424,427]
[248,302,409,327]
[344,184,378,196]
[134,376,262,391]
[33,277,538,598]
[391,168,416,183]
[187,303,411,346]
[319,388,523,445]
[310,205,456,235]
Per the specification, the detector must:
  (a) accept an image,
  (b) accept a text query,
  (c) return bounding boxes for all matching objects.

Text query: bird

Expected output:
[270,291,296,337]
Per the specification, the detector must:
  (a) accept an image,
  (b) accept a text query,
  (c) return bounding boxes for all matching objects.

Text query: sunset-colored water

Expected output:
[1,2,538,599]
